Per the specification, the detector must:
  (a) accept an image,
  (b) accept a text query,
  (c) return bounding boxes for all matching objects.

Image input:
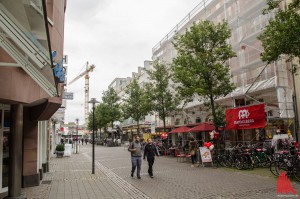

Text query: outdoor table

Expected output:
[169,147,177,157]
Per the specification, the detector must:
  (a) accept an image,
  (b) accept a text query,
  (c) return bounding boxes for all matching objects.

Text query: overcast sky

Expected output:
[64,0,200,124]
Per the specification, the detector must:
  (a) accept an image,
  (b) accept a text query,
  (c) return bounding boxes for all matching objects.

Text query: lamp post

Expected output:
[88,98,99,174]
[75,118,79,154]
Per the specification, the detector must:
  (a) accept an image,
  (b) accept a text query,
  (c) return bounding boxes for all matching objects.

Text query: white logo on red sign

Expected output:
[238,109,250,119]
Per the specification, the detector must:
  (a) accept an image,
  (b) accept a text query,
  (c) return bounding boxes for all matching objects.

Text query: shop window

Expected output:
[234,98,250,106]
[195,117,201,123]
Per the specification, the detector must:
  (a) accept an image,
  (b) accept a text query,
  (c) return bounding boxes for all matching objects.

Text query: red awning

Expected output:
[169,126,191,134]
[189,123,215,132]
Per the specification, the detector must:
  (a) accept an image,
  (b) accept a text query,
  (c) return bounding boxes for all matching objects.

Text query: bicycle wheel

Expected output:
[219,155,227,167]
[293,161,300,182]
[224,157,232,167]
[248,157,254,170]
[275,161,288,176]
[252,156,260,168]
[260,153,270,168]
[236,158,243,170]
[270,161,280,176]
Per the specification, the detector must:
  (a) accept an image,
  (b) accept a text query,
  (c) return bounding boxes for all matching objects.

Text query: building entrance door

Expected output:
[0,107,10,193]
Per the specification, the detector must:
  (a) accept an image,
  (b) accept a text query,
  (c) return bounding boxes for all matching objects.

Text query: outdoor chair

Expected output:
[185,153,191,162]
[175,149,185,162]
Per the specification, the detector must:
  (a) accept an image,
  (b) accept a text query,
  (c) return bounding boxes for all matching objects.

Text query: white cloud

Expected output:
[64,0,200,124]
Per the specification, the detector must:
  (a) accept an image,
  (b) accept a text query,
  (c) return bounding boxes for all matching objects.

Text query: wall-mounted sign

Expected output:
[226,103,265,130]
[53,60,65,83]
[63,55,68,64]
[52,50,66,83]
[63,92,73,100]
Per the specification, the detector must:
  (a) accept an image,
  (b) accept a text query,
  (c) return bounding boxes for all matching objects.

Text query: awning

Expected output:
[169,126,191,134]
[189,122,215,132]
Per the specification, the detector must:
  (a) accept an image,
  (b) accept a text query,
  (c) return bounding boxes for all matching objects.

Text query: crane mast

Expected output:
[68,61,95,131]
[84,62,89,131]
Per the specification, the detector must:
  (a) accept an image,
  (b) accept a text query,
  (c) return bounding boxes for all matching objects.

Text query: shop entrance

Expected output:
[0,105,10,193]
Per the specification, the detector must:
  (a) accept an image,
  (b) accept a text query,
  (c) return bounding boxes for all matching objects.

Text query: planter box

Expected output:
[56,151,64,158]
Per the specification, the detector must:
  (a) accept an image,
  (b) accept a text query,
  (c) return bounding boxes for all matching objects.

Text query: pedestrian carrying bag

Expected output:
[190,150,195,156]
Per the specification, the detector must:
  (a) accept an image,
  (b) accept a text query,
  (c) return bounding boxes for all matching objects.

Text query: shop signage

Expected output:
[52,51,65,83]
[53,60,65,83]
[63,92,73,100]
[199,147,212,163]
[225,103,265,130]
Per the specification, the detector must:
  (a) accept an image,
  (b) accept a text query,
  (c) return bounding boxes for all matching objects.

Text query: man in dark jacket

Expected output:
[128,135,143,179]
[143,138,159,178]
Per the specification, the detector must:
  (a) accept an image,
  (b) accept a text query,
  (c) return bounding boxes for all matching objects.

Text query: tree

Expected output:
[258,0,300,73]
[145,61,180,132]
[122,78,151,136]
[87,102,111,135]
[258,0,300,141]
[172,20,236,128]
[102,88,121,130]
[95,103,111,132]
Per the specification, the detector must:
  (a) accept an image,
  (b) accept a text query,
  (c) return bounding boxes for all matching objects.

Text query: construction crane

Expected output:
[68,62,95,130]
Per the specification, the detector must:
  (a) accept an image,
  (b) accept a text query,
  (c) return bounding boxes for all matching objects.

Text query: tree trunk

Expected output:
[137,120,140,138]
[210,95,217,130]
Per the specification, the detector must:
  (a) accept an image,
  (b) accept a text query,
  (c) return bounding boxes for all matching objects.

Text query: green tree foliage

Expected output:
[122,78,151,135]
[172,20,236,128]
[87,102,111,132]
[259,0,300,74]
[87,112,95,131]
[145,61,180,132]
[102,87,121,129]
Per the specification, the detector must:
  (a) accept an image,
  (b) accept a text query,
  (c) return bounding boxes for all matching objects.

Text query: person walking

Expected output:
[189,138,198,167]
[143,138,159,178]
[128,135,142,179]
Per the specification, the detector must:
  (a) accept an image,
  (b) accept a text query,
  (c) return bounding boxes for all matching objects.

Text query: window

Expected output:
[195,117,201,123]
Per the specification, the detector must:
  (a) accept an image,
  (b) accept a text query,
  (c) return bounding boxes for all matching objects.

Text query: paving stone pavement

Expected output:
[1,144,300,199]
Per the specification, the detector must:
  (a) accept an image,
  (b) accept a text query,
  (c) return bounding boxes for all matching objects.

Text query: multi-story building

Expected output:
[0,0,66,197]
[107,61,155,141]
[152,0,296,143]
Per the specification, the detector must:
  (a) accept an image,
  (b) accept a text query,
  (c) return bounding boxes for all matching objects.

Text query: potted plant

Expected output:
[55,144,65,158]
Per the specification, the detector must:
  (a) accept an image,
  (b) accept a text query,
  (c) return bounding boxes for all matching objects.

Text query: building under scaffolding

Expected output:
[152,0,296,143]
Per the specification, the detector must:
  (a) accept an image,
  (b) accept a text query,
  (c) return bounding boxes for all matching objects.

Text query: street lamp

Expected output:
[75,118,79,154]
[88,98,99,174]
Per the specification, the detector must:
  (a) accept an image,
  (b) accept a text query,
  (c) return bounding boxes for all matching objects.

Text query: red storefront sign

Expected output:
[226,103,265,130]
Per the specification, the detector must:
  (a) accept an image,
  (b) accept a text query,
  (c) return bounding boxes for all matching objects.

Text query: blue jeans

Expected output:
[191,154,197,164]
[131,156,142,177]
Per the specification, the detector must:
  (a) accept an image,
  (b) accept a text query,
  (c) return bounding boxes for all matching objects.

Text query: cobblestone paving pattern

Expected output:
[93,146,300,199]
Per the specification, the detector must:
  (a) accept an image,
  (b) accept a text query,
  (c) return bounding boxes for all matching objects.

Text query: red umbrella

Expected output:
[189,123,215,132]
[169,126,191,134]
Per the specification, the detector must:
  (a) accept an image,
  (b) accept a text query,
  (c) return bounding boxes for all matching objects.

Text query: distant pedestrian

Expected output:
[189,138,198,167]
[82,138,84,145]
[143,138,159,178]
[85,138,88,145]
[128,135,142,179]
